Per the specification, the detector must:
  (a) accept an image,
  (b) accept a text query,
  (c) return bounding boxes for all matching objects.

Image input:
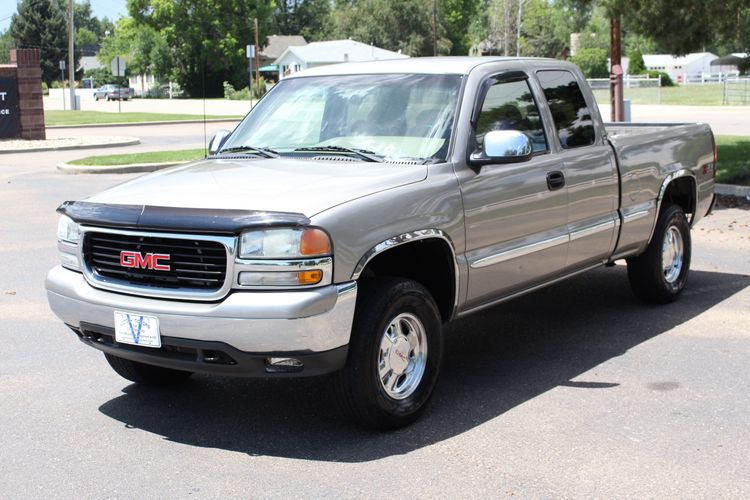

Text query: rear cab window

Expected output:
[536,70,595,149]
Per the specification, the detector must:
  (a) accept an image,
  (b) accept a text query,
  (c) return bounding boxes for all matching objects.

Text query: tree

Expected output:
[328,0,451,56]
[628,49,645,75]
[441,0,481,55]
[520,0,576,58]
[76,27,98,47]
[127,0,276,97]
[97,17,173,82]
[0,30,12,64]
[9,0,73,85]
[274,0,331,41]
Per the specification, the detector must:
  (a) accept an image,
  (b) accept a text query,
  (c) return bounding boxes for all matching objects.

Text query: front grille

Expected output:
[83,232,227,291]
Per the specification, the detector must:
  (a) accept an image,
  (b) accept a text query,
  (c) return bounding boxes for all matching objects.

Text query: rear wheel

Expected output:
[333,278,443,430]
[104,353,193,385]
[627,204,691,303]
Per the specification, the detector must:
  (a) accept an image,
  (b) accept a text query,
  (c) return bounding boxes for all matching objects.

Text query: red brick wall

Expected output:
[9,49,46,140]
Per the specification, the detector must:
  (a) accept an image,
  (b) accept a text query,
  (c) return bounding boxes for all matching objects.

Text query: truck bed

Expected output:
[605,121,715,257]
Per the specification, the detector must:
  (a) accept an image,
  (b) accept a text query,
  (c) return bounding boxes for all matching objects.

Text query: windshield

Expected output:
[222,73,462,162]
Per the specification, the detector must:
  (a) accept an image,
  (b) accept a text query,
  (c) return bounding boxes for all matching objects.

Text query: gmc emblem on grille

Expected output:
[119,251,171,271]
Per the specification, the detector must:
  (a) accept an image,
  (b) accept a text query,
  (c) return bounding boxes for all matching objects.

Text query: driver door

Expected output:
[459,74,569,309]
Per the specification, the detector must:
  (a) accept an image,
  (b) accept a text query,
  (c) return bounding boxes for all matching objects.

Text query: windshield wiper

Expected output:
[216,145,279,158]
[294,145,382,162]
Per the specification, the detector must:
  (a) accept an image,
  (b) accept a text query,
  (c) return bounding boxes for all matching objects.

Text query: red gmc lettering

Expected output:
[119,251,171,271]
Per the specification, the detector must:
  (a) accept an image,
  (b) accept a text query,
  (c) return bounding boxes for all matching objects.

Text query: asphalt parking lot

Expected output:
[1,136,749,498]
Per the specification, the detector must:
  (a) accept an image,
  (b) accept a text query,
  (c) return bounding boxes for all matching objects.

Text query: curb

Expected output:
[0,138,140,154]
[48,118,241,129]
[57,160,189,174]
[715,183,750,198]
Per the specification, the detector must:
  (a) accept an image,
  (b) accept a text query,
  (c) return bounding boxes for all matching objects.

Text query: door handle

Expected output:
[547,171,565,191]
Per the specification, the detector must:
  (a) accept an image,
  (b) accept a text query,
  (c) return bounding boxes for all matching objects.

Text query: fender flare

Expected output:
[350,229,460,318]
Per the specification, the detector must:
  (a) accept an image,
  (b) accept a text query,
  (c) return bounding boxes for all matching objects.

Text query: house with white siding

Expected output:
[274,40,408,78]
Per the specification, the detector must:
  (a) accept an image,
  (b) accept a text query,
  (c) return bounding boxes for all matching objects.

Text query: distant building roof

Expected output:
[261,35,307,59]
[274,39,408,66]
[643,52,717,67]
[79,56,102,72]
[711,53,749,66]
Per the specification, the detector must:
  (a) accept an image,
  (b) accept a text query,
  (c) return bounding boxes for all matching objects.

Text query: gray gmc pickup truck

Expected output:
[47,57,716,429]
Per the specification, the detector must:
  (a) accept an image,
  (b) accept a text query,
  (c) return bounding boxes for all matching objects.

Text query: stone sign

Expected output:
[0,76,20,138]
[0,49,45,140]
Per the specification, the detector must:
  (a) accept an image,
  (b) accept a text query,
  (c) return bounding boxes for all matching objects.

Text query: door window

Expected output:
[474,78,547,154]
[537,70,595,149]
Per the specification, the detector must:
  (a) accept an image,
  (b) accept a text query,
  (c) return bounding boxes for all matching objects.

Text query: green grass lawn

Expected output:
[592,84,727,106]
[46,110,242,126]
[68,148,206,166]
[715,136,750,185]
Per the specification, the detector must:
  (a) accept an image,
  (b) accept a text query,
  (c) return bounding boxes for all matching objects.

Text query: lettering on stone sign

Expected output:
[0,92,6,101]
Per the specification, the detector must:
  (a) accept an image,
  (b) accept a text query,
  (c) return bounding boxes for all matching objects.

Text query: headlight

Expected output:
[57,215,80,244]
[239,228,331,259]
[57,215,81,271]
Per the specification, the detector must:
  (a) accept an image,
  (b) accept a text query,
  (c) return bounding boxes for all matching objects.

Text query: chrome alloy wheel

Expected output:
[661,225,684,283]
[377,312,428,400]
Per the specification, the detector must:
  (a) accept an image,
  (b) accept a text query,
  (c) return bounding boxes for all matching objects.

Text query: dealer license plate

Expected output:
[114,311,161,348]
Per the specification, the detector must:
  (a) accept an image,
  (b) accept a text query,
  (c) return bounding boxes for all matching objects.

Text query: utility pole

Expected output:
[610,15,624,122]
[253,18,260,84]
[67,0,76,110]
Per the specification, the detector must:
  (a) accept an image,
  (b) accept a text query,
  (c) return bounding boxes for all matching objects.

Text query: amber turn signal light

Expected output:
[298,270,323,285]
[300,228,331,256]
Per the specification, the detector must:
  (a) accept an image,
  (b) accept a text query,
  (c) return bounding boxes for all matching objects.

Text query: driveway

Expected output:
[0,154,748,498]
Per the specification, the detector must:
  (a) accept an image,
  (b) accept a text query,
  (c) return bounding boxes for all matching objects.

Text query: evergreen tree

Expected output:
[10,0,73,85]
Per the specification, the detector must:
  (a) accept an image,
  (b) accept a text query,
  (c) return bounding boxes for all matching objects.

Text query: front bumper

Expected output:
[46,266,357,376]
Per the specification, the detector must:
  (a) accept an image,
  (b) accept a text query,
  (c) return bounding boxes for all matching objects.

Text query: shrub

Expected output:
[647,70,675,87]
[738,57,750,76]
[252,77,267,99]
[223,81,251,100]
[224,79,267,100]
[41,81,48,95]
[570,48,609,78]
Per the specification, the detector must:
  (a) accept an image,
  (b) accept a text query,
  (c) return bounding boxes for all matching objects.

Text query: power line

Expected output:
[0,0,52,25]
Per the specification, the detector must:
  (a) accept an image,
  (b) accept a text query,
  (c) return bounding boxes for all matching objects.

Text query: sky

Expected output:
[1,0,128,33]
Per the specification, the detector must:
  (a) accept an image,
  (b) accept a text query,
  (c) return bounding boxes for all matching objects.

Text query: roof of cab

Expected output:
[286,56,557,78]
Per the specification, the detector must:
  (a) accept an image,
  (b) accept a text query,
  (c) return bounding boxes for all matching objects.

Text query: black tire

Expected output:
[104,353,193,385]
[95,96,99,101]
[627,204,691,303]
[333,277,444,430]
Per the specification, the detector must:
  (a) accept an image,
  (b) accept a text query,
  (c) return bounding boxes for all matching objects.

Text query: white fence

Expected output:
[587,75,662,90]
[681,72,739,85]
[587,75,662,105]
[724,78,750,105]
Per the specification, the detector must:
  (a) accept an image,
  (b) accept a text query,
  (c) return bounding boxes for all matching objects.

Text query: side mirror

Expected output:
[469,130,533,166]
[208,129,232,155]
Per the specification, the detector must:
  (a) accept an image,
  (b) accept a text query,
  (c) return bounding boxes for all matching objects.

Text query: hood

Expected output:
[86,157,427,217]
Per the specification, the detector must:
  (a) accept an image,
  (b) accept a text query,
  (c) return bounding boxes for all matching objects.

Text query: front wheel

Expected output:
[333,278,443,430]
[627,204,691,303]
[104,353,193,385]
